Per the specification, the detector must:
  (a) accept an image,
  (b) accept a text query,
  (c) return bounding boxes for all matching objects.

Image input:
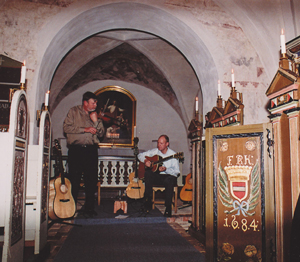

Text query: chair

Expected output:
[97,181,101,205]
[152,185,178,213]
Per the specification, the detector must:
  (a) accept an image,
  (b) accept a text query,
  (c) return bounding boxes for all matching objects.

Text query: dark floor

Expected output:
[22,198,205,262]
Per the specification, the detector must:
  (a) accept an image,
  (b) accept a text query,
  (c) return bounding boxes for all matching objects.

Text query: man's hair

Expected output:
[159,134,169,143]
[82,91,97,103]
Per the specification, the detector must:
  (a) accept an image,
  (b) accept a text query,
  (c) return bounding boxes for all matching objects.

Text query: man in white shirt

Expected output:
[138,135,180,217]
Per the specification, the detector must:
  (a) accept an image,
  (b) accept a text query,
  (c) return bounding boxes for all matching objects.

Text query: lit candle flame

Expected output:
[280,28,286,54]
[45,91,50,107]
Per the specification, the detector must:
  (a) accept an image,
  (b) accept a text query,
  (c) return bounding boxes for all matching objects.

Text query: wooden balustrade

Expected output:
[50,155,135,187]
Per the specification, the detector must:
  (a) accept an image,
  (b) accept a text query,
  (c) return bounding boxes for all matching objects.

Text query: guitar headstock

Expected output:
[53,139,62,154]
[53,139,64,176]
[133,137,139,156]
[133,137,139,148]
[174,152,184,163]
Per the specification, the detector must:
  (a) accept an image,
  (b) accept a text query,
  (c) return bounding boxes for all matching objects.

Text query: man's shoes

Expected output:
[164,210,171,217]
[164,207,172,217]
[139,198,152,215]
[144,198,152,212]
[86,209,98,218]
[77,208,85,214]
[77,208,97,218]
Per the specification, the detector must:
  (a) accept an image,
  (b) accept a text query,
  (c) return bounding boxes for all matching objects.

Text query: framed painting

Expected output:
[94,86,136,148]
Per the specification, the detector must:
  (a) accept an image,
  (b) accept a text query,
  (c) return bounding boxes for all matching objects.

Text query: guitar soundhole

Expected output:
[60,184,68,194]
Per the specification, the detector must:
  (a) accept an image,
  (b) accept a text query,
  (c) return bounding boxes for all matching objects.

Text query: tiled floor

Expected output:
[24,199,205,262]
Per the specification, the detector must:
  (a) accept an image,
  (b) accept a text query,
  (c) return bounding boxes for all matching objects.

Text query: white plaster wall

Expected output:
[124,38,201,128]
[51,80,191,175]
[38,1,271,135]
[1,0,299,144]
[37,2,216,132]
[215,0,300,79]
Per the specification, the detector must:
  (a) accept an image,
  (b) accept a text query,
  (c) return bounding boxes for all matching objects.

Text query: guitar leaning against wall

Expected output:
[180,173,192,202]
[48,139,76,220]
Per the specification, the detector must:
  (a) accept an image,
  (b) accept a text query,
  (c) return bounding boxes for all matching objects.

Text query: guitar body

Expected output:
[146,155,163,172]
[138,153,184,178]
[49,139,76,220]
[137,156,161,178]
[48,176,76,220]
[126,172,145,199]
[180,173,192,202]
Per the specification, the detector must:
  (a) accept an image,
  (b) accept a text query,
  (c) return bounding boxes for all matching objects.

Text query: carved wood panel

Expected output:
[41,114,50,223]
[11,94,27,246]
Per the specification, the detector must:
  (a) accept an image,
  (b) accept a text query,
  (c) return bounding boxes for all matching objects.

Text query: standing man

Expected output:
[138,135,180,217]
[63,91,105,217]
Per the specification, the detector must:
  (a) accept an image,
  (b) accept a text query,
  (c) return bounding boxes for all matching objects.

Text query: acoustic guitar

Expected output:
[48,139,76,220]
[138,152,184,178]
[180,173,192,202]
[126,137,145,199]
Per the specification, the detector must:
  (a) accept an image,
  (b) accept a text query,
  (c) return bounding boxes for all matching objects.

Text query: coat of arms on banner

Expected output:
[218,161,260,217]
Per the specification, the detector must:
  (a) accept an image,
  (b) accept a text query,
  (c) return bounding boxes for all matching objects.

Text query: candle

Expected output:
[218,80,221,96]
[134,126,137,137]
[20,61,26,84]
[195,97,198,112]
[280,28,286,54]
[231,69,235,87]
[45,91,50,107]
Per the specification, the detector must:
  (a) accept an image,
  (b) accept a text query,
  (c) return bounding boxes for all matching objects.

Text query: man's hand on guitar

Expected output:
[144,159,166,172]
[159,166,166,172]
[144,159,152,168]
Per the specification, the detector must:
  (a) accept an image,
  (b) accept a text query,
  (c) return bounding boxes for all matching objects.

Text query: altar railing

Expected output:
[50,155,135,188]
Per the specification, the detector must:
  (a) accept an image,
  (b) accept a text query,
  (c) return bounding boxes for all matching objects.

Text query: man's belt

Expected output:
[69,144,97,148]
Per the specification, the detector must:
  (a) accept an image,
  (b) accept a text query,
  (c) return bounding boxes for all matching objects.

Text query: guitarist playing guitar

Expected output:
[138,135,184,217]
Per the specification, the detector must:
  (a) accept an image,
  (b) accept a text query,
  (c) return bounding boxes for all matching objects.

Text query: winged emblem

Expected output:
[218,161,260,217]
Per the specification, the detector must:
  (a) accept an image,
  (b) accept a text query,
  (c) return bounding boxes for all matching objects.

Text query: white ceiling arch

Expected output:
[37,2,218,121]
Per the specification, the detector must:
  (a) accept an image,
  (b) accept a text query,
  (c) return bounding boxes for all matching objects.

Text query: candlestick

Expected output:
[20,61,26,84]
[280,28,286,54]
[45,91,50,107]
[195,97,198,112]
[218,80,221,96]
[231,69,235,87]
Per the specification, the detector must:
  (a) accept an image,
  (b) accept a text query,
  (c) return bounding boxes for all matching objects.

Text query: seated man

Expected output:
[138,135,180,217]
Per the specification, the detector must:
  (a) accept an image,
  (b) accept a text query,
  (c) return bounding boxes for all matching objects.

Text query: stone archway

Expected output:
[36,2,218,125]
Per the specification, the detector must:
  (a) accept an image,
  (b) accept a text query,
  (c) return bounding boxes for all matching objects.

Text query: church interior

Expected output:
[0,0,300,261]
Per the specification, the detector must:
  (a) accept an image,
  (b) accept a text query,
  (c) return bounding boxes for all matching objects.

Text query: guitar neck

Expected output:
[57,150,66,185]
[54,139,66,185]
[153,154,176,165]
[133,137,139,178]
